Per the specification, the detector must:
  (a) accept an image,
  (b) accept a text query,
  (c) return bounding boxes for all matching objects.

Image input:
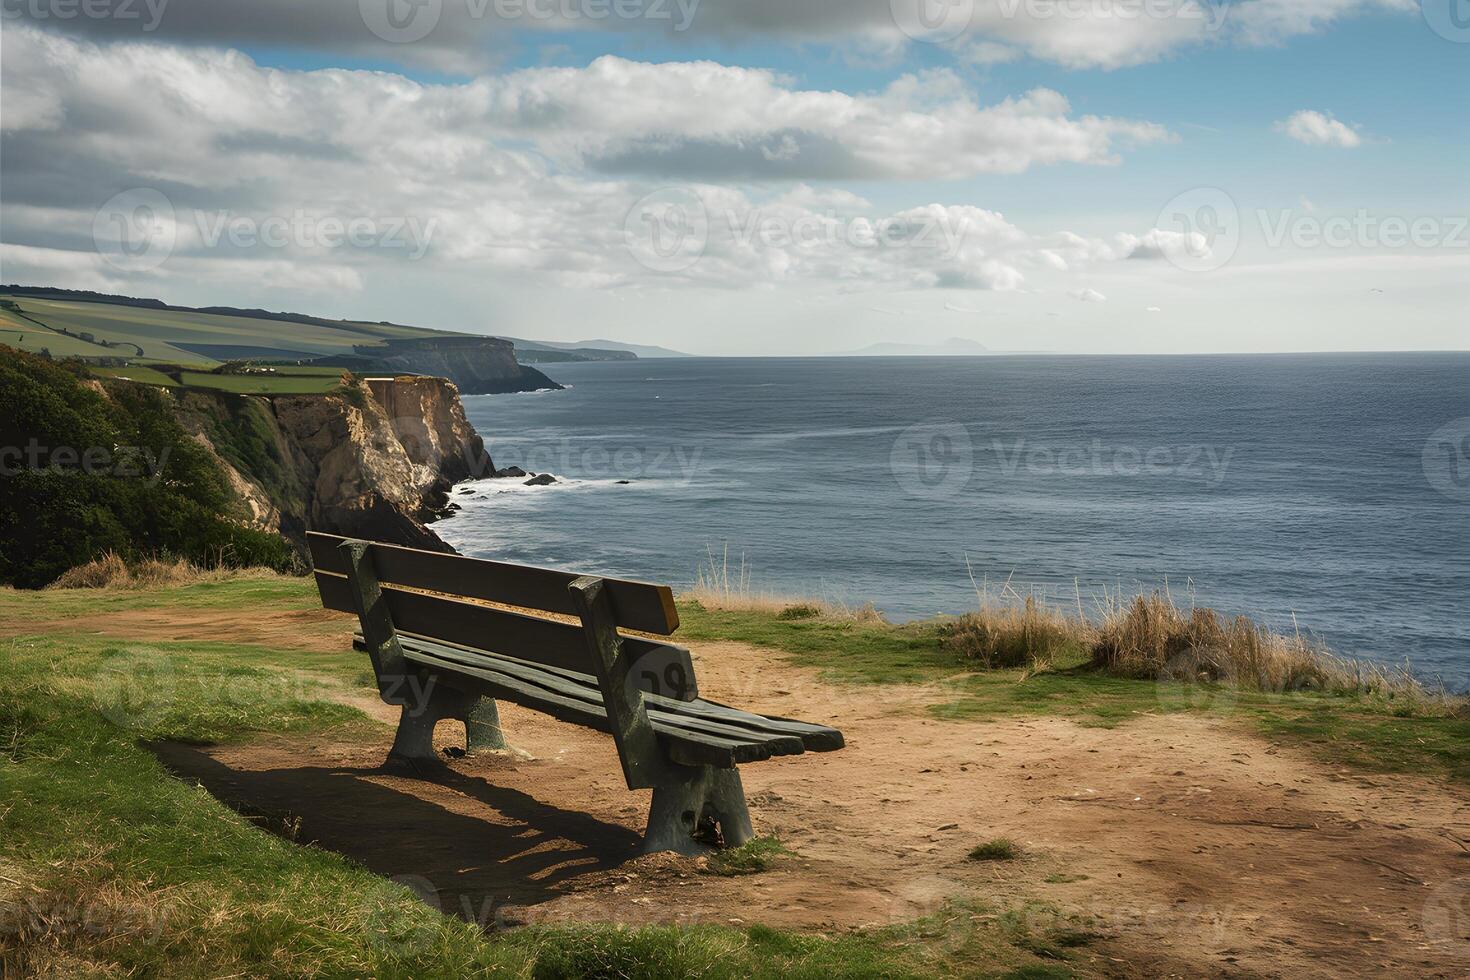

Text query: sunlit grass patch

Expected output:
[702,836,791,876]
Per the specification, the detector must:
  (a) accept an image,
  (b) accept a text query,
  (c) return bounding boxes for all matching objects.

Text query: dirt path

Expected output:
[22,605,1470,977]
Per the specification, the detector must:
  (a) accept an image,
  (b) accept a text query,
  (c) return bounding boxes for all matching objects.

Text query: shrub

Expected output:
[939,597,1081,669]
[0,346,298,588]
[1087,590,1434,701]
[969,838,1021,861]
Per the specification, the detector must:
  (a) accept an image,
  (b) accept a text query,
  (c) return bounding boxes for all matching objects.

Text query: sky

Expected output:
[1,0,1467,355]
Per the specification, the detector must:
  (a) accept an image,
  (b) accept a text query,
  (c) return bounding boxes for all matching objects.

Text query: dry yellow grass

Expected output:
[937,566,1431,701]
[47,552,285,590]
[1090,590,1424,699]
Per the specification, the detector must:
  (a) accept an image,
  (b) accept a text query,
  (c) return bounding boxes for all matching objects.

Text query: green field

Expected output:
[87,365,182,387]
[177,370,344,394]
[0,294,458,367]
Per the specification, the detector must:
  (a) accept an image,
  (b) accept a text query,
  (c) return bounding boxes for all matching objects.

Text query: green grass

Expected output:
[178,371,344,394]
[969,839,1021,862]
[676,599,1470,783]
[0,293,463,367]
[2,576,1463,975]
[0,573,324,617]
[1,581,1106,977]
[678,603,951,686]
[87,365,181,387]
[703,836,791,876]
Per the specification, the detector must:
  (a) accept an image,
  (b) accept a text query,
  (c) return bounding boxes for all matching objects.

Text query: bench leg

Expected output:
[644,765,754,856]
[464,697,506,754]
[388,683,506,763]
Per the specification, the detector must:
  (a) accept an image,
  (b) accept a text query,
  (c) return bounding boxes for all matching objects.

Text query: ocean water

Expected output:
[437,354,1470,690]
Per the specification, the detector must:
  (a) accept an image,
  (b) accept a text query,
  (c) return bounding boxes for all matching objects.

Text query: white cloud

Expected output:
[1276,110,1363,148]
[1071,287,1107,303]
[0,26,1173,297]
[470,59,1170,178]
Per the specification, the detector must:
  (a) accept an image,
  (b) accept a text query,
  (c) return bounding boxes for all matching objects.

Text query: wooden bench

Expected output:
[308,532,844,855]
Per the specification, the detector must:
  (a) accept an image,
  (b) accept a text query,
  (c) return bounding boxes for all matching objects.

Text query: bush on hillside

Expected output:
[0,347,296,588]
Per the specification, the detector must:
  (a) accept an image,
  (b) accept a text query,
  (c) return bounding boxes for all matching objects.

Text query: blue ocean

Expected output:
[438,354,1470,690]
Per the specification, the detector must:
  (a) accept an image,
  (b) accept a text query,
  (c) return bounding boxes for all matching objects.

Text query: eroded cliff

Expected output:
[178,376,490,553]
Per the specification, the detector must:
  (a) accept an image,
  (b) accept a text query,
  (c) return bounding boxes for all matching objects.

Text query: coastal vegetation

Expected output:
[0,348,296,589]
[3,564,1465,975]
[0,573,1091,978]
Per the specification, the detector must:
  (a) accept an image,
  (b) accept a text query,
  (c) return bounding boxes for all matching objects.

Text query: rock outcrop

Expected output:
[178,376,491,554]
[353,336,562,395]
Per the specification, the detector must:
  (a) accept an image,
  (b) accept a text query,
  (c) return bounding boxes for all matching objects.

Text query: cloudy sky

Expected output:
[1,1,1466,354]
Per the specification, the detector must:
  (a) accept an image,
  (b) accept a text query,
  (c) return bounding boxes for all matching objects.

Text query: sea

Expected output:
[436,354,1470,691]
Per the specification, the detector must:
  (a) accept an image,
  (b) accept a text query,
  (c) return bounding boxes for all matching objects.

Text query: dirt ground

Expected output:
[26,604,1470,977]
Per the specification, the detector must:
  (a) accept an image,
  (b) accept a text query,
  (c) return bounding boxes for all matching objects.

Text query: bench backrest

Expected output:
[307,532,697,701]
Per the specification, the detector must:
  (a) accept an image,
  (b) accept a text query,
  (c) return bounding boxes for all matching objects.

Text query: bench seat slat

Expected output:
[356,632,844,753]
[309,532,678,634]
[395,641,808,759]
[401,647,796,768]
[401,640,805,753]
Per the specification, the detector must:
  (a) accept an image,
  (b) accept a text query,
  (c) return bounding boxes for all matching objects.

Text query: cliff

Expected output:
[178,376,491,553]
[351,336,562,395]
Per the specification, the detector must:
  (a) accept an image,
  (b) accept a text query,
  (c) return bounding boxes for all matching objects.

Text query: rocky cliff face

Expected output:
[178,376,490,554]
[354,336,562,395]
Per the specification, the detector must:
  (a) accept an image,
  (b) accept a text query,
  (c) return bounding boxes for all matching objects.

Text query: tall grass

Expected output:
[1090,589,1425,700]
[686,543,880,622]
[936,562,1434,702]
[48,552,288,590]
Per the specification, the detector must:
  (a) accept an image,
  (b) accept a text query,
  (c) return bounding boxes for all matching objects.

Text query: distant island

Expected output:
[841,337,991,357]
